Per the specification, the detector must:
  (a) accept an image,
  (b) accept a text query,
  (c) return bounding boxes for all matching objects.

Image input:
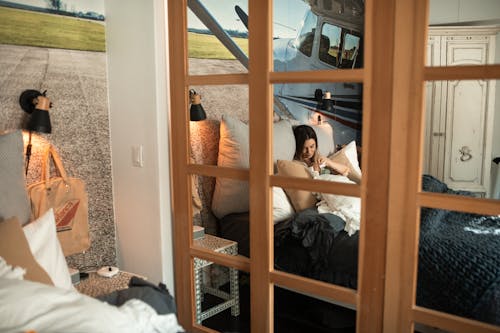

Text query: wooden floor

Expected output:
[201,276,356,333]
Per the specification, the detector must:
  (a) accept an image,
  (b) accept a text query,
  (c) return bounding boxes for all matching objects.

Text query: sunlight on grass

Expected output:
[0,6,105,52]
[188,32,248,59]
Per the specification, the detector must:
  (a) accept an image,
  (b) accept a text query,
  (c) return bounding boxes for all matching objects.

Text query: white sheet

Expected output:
[314,174,361,236]
[0,278,183,333]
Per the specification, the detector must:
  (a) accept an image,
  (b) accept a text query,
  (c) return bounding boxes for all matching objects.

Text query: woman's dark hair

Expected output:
[293,125,318,160]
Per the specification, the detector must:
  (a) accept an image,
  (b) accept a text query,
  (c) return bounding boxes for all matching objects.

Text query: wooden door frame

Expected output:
[167,1,500,332]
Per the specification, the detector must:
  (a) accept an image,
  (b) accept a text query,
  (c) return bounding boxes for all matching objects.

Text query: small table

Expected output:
[193,234,240,324]
[76,270,143,298]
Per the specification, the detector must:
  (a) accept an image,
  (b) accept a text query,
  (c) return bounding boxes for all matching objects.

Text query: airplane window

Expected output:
[319,23,341,67]
[340,33,361,69]
[296,11,318,57]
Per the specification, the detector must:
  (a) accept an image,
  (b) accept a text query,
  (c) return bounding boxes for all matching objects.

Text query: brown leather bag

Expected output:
[28,145,90,256]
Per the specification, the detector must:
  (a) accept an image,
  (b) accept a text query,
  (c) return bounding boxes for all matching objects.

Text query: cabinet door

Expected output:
[443,36,489,66]
[442,37,490,194]
[423,36,445,178]
[443,79,489,193]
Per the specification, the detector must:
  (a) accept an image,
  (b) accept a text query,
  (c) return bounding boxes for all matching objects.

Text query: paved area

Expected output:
[0,43,115,269]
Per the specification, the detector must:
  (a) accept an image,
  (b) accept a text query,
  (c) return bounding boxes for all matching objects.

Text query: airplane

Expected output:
[187,0,364,146]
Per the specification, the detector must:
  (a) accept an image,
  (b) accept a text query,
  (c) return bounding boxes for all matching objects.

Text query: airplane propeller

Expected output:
[235,5,248,30]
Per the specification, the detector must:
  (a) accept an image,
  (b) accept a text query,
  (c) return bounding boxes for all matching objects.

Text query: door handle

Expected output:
[459,146,472,162]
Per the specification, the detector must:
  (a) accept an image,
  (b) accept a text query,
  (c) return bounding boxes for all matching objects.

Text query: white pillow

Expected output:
[315,174,361,236]
[0,278,183,333]
[310,123,335,157]
[23,209,73,290]
[289,120,336,157]
[211,115,296,219]
[272,187,295,223]
[328,140,362,184]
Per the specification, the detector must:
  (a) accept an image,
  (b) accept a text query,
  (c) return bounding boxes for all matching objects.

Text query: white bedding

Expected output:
[0,277,183,333]
[314,174,361,236]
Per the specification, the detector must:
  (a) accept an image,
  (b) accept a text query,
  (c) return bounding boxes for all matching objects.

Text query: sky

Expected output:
[187,0,309,38]
[7,0,105,15]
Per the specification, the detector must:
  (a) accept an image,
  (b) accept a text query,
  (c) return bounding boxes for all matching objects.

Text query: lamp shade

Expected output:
[189,90,207,121]
[19,89,52,134]
[28,109,52,133]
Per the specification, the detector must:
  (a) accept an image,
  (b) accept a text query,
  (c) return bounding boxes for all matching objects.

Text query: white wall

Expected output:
[429,0,500,159]
[104,0,174,290]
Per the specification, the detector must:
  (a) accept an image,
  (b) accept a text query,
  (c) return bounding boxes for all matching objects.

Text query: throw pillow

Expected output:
[328,141,362,184]
[276,160,317,211]
[272,187,295,223]
[0,216,53,285]
[23,208,73,290]
[211,115,296,219]
[0,130,31,225]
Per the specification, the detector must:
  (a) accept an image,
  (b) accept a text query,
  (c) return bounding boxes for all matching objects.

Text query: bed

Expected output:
[0,130,183,333]
[206,115,500,328]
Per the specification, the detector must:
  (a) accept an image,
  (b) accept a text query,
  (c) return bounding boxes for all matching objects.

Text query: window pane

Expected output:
[416,206,500,326]
[273,82,363,148]
[187,1,249,75]
[296,10,318,57]
[193,255,249,331]
[422,80,499,200]
[189,84,249,166]
[274,286,356,332]
[273,0,364,72]
[319,23,341,67]
[427,2,500,66]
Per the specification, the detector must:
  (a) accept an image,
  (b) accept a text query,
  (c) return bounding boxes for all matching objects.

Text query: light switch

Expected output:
[132,145,144,167]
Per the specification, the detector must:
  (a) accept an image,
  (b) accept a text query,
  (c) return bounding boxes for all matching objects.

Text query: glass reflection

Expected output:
[428,1,500,66]
[187,1,248,75]
[193,256,249,331]
[274,286,356,332]
[417,206,500,325]
[422,80,499,199]
[273,82,363,149]
[273,0,364,72]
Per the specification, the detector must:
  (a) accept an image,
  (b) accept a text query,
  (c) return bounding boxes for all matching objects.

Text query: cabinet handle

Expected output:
[433,132,445,137]
[459,146,472,162]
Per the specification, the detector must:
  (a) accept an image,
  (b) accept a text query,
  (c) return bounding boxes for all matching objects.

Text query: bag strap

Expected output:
[41,145,69,184]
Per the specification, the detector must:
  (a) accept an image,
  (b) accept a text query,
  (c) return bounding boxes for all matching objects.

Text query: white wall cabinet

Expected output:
[423,26,499,196]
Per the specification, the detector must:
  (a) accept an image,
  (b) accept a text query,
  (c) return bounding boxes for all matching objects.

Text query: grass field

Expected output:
[0,6,105,52]
[188,32,248,59]
[0,6,246,58]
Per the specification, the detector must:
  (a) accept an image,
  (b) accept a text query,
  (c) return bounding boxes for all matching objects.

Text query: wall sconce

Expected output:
[189,89,207,121]
[19,89,53,174]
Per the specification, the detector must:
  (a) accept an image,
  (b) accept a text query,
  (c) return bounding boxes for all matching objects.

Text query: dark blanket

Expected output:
[98,276,177,315]
[274,208,359,289]
[418,175,500,324]
[219,175,500,325]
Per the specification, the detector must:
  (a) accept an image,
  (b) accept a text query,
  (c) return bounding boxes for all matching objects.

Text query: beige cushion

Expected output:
[276,160,317,212]
[0,217,53,285]
[211,115,296,219]
[327,141,362,184]
[0,130,31,225]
